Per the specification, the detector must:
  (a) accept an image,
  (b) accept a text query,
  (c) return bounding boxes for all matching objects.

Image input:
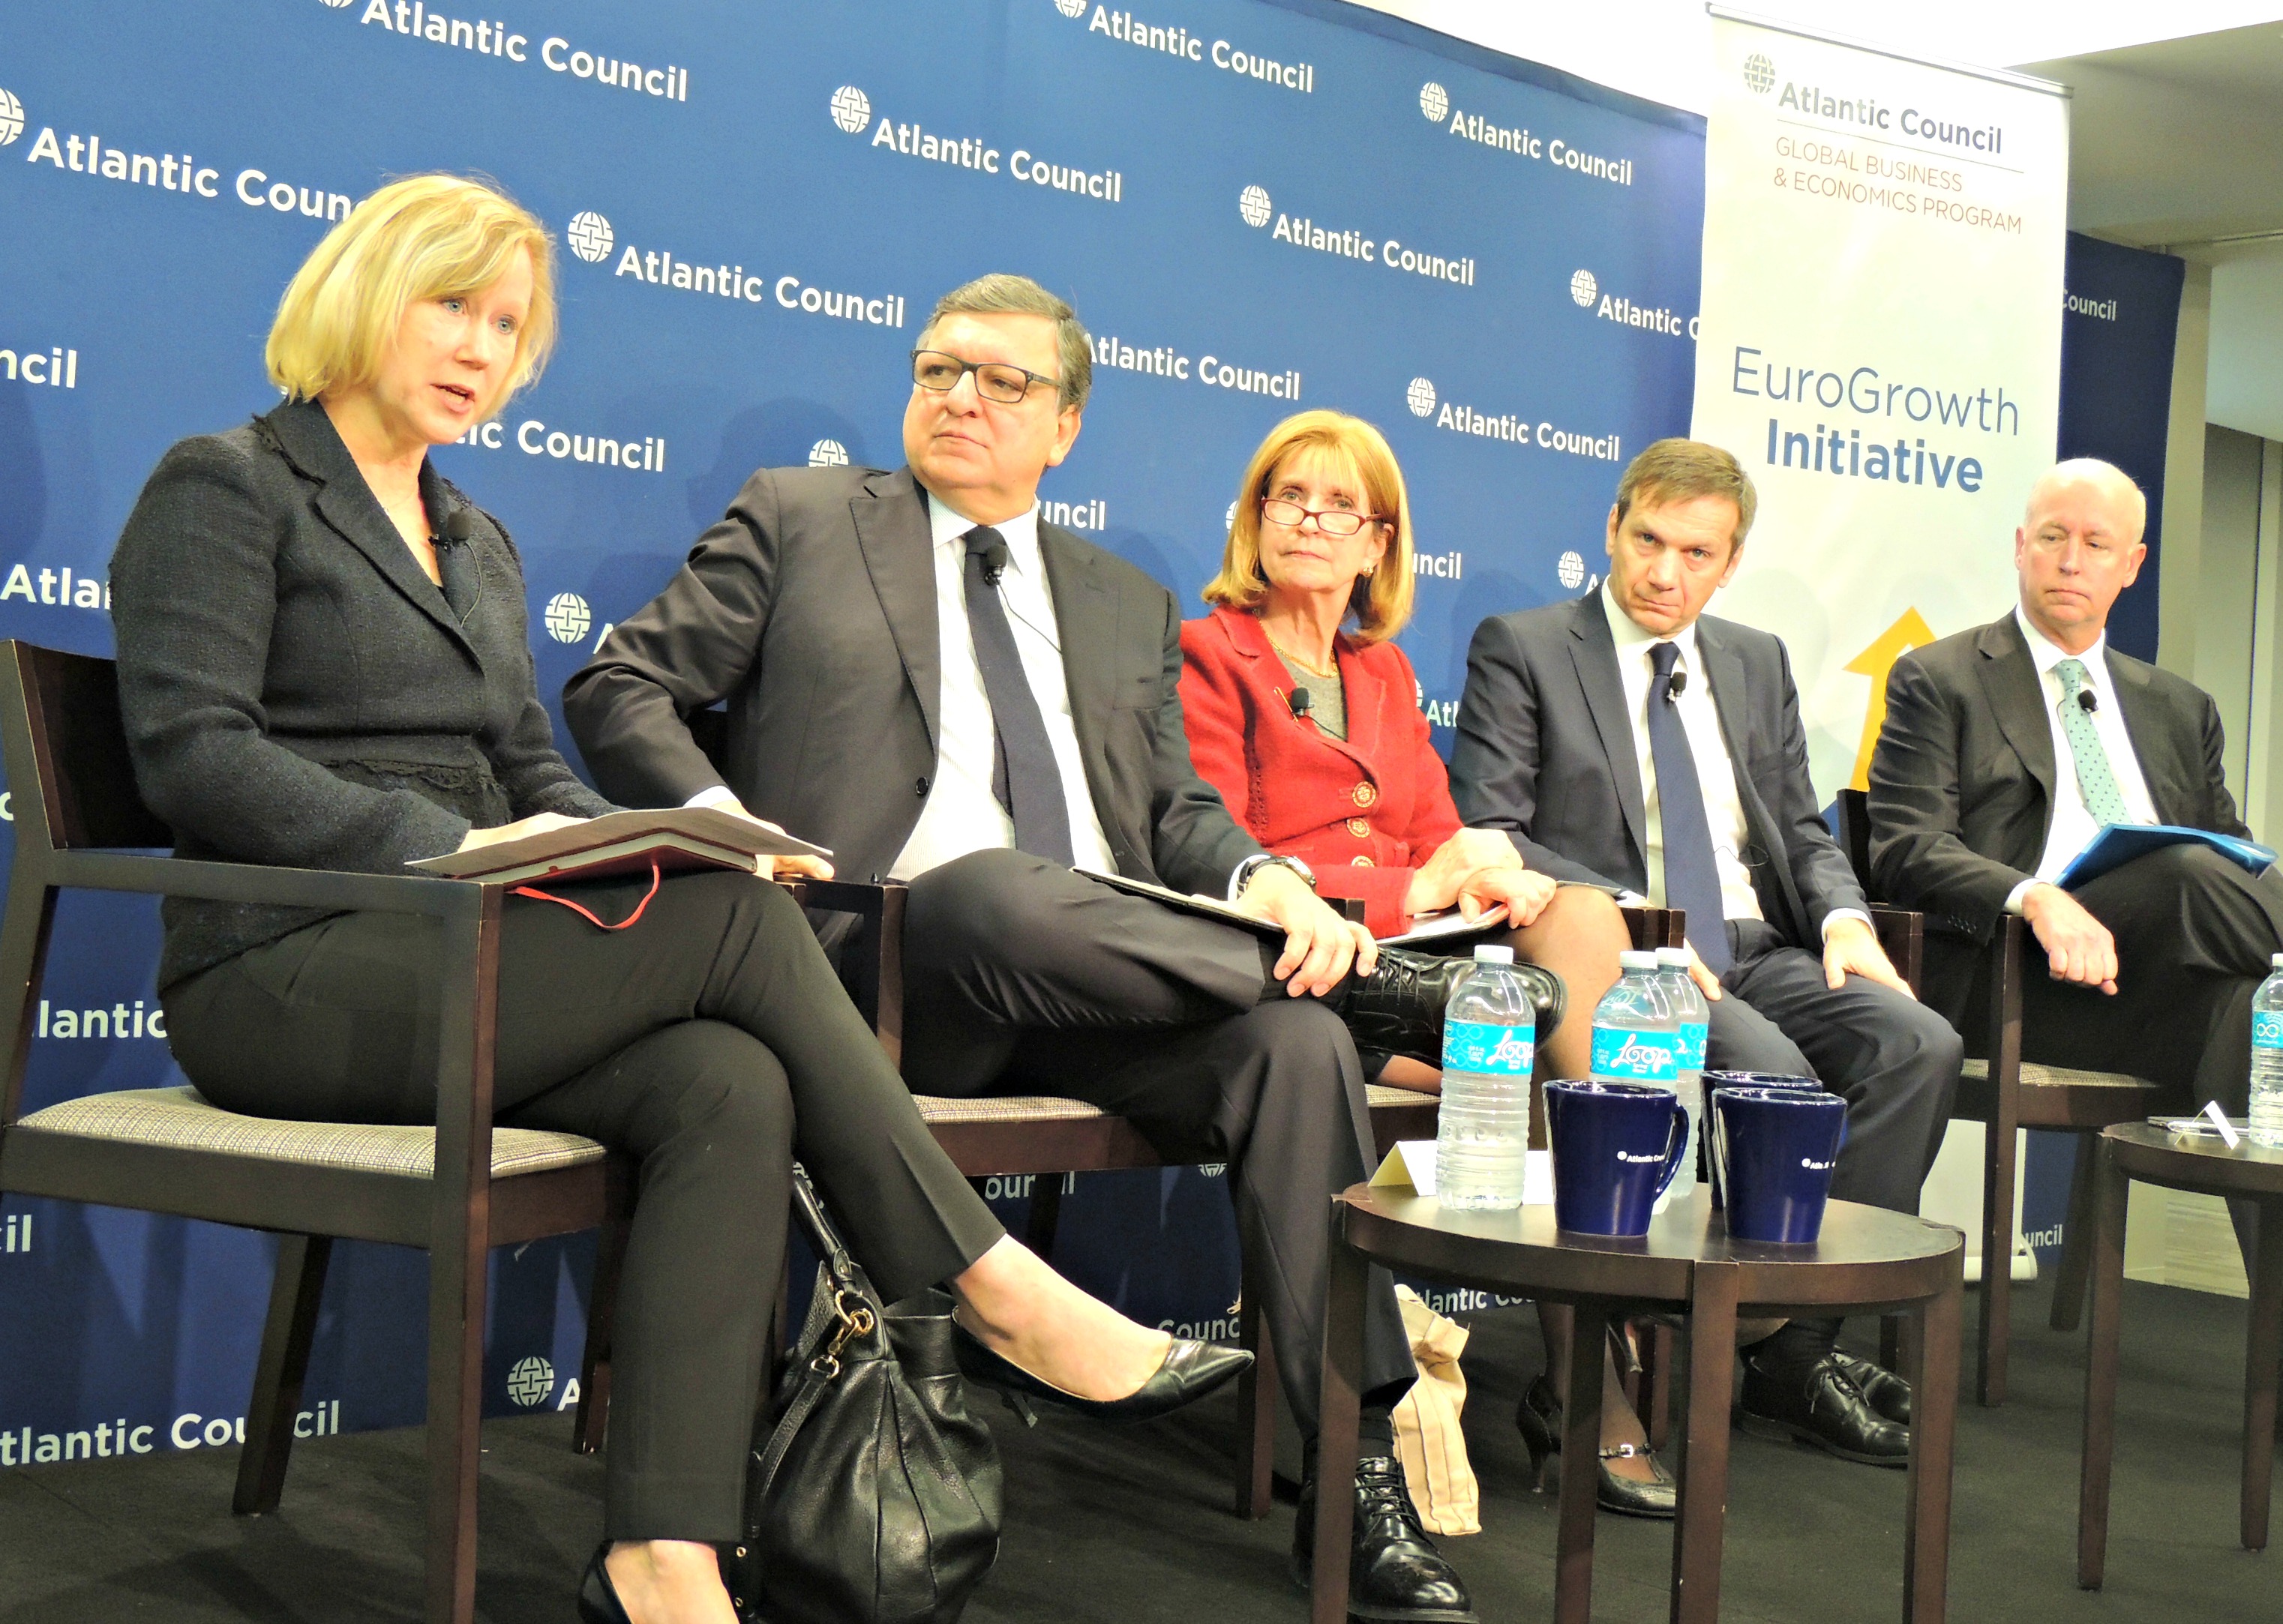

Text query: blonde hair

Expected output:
[266,174,556,406]
[1202,410,1416,643]
[1612,438,1758,550]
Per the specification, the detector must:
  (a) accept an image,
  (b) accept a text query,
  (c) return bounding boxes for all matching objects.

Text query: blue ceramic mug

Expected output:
[1699,1072,1832,1208]
[1544,1080,1690,1237]
[1712,1085,1847,1243]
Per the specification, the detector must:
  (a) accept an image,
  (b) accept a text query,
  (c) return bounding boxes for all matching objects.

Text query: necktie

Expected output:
[962,527,1075,867]
[2054,658,2132,828]
[1646,640,1730,974]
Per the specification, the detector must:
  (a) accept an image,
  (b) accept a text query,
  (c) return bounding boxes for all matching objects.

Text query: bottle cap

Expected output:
[1473,944,1515,964]
[2274,952,2283,969]
[1654,946,1690,967]
[1618,949,1659,971]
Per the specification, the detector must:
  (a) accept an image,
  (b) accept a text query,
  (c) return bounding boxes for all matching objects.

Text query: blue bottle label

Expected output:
[1676,1020,1708,1071]
[2256,1013,2283,1052]
[1592,1026,1679,1082]
[1443,1018,1534,1076]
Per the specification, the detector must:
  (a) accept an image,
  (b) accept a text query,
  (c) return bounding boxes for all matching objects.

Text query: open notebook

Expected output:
[409,808,830,887]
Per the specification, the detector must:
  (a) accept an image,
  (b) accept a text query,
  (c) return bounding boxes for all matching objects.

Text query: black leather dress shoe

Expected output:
[952,1324,1250,1425]
[577,1547,632,1624]
[1739,1352,1910,1467]
[1292,1454,1477,1623]
[1832,1350,1913,1426]
[1338,948,1564,1066]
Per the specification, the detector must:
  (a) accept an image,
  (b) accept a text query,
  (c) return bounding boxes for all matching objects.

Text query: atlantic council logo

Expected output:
[1569,268,1598,307]
[506,1356,555,1408]
[565,211,614,264]
[1743,52,1776,94]
[317,0,353,7]
[1405,377,1437,418]
[0,88,23,148]
[1054,0,1088,15]
[1557,550,1587,589]
[543,592,592,643]
[808,439,848,468]
[830,85,872,133]
[1238,184,1272,228]
[1418,82,1448,122]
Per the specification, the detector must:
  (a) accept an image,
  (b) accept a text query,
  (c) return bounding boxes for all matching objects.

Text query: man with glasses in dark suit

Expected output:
[566,274,1480,1621]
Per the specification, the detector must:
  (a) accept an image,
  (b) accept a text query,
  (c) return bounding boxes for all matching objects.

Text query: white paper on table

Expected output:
[1369,1141,1552,1206]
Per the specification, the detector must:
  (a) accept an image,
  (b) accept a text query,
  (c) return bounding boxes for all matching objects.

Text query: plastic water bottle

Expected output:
[2251,953,2283,1147]
[1654,946,1708,1198]
[1436,945,1538,1211]
[1590,950,1680,1090]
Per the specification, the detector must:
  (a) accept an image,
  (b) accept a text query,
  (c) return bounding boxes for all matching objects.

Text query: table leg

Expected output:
[2077,1140,2130,1590]
[1904,1261,1961,1624]
[2242,1197,2283,1553]
[1670,1260,1736,1624]
[1310,1222,1367,1624]
[1556,1297,1607,1624]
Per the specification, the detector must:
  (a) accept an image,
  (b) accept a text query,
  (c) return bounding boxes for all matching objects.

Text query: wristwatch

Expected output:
[1233,852,1317,897]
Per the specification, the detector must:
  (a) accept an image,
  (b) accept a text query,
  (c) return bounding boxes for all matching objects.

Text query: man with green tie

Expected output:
[1868,459,2283,1257]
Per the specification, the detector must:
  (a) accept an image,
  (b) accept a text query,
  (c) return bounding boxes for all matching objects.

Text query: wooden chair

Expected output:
[1834,787,2158,1406]
[0,642,629,1624]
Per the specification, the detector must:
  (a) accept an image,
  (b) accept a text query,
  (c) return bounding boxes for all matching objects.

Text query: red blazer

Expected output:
[1179,605,1460,938]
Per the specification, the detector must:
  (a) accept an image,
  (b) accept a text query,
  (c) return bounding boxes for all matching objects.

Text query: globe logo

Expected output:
[808,439,849,469]
[830,85,872,134]
[1418,82,1448,123]
[565,211,614,265]
[1238,185,1272,229]
[0,89,22,148]
[318,0,355,7]
[1569,268,1598,307]
[1054,0,1088,15]
[543,592,592,644]
[506,1356,555,1408]
[1556,550,1586,589]
[1742,52,1776,94]
[1404,377,1436,418]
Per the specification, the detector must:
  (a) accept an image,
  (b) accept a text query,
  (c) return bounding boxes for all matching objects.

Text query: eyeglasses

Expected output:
[910,349,1060,406]
[1259,497,1387,538]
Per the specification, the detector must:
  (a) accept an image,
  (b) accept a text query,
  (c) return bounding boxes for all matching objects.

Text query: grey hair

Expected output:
[2029,457,2147,541]
[919,273,1093,410]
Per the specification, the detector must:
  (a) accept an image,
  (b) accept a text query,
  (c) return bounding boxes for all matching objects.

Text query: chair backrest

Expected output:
[4,642,172,852]
[1833,787,1874,894]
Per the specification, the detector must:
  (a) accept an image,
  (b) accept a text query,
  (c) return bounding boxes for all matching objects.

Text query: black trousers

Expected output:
[2009,843,2283,1114]
[1705,918,1964,1215]
[901,849,1417,1432]
[162,869,1004,1543]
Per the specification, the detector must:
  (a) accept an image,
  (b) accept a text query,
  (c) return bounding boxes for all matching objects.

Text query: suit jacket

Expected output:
[562,464,1260,895]
[109,397,611,988]
[1447,592,1867,951]
[1178,605,1458,938]
[1867,613,2250,948]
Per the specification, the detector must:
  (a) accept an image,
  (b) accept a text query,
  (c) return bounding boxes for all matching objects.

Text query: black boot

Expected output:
[1292,1452,1476,1623]
[1335,948,1564,1065]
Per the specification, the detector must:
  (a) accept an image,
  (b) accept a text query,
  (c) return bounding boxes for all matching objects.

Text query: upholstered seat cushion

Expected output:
[1959,1059,2156,1091]
[911,1084,1430,1125]
[14,1086,604,1179]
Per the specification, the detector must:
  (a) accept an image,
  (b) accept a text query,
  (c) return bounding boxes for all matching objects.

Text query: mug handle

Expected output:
[1652,1095,1690,1200]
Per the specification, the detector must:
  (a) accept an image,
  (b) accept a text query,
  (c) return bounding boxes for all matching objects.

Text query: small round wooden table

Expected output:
[2077,1121,2283,1588]
[1308,1185,1965,1624]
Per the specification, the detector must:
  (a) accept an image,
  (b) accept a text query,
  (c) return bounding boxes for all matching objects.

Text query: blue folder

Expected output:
[2056,823,2277,891]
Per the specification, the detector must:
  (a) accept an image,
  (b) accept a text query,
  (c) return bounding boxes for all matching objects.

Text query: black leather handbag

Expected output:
[728,1167,1004,1624]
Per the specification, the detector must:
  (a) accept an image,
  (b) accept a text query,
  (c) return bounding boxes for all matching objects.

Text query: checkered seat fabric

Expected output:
[14,1086,604,1179]
[910,1084,1427,1125]
[1958,1059,2155,1091]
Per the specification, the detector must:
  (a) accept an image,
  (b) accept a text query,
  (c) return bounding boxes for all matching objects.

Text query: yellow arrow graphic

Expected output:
[1844,608,1938,792]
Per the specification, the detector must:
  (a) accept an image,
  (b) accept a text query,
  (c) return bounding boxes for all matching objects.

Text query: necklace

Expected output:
[1264,629,1338,679]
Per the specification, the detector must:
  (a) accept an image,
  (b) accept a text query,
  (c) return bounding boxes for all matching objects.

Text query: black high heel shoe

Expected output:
[577,1546,632,1624]
[952,1323,1251,1424]
[1513,1375,1678,1521]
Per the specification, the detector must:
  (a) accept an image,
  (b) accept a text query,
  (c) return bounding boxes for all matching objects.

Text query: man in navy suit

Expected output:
[1451,438,1959,1467]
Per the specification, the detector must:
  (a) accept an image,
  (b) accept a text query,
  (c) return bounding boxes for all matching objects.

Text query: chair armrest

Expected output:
[782,877,907,1065]
[1868,905,1923,998]
[43,849,486,918]
[1622,905,1683,952]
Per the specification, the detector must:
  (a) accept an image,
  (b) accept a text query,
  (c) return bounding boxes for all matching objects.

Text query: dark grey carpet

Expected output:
[0,1277,2272,1622]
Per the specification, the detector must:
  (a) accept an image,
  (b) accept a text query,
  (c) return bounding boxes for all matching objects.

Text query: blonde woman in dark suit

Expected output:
[108,175,1244,1624]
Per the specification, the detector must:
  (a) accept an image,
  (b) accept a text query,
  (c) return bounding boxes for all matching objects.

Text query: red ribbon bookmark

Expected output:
[512,859,663,930]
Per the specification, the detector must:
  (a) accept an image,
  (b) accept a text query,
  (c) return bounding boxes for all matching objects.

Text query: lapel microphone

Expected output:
[1288,687,1312,721]
[2078,688,2098,714]
[437,509,473,549]
[978,535,1010,586]
[1665,669,1688,700]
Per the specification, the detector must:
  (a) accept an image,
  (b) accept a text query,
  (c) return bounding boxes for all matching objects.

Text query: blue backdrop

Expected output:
[0,0,1705,1457]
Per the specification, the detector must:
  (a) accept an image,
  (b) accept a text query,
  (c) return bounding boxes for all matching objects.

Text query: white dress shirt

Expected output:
[1602,587,1868,939]
[2006,604,2159,907]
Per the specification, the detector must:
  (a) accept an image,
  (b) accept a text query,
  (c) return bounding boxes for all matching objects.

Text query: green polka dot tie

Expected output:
[2054,658,2131,827]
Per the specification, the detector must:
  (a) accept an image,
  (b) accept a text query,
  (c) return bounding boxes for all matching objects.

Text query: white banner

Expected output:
[1690,10,2069,793]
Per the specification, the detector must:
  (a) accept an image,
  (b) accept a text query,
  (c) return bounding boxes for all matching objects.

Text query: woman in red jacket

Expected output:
[1180,409,1673,1518]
